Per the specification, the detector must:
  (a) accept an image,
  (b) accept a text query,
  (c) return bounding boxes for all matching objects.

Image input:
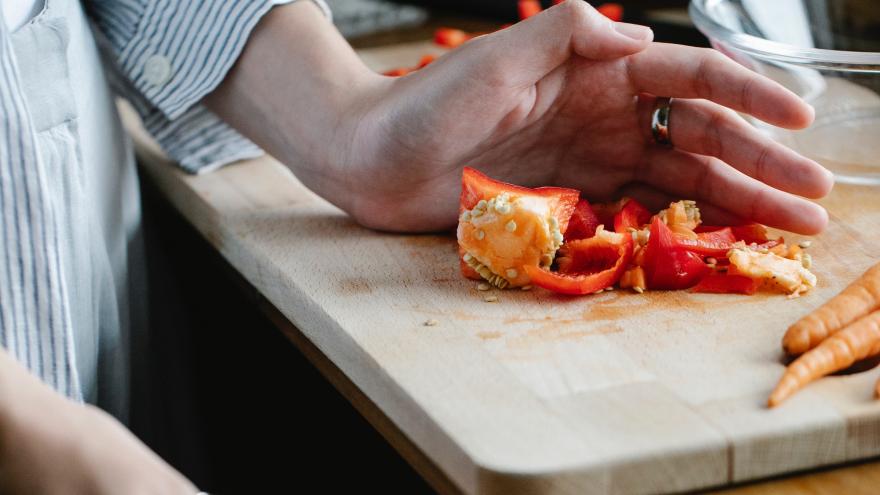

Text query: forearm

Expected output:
[0,347,69,463]
[204,1,385,214]
[0,347,56,422]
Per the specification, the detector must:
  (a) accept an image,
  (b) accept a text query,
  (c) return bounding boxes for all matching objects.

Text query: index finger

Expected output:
[627,43,814,129]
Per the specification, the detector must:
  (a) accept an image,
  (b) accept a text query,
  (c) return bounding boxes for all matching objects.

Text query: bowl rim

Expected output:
[689,0,880,69]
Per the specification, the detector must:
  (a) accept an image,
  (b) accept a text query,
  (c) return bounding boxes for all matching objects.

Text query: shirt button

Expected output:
[144,54,172,87]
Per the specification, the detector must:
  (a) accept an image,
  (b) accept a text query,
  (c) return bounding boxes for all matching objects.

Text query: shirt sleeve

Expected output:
[86,0,331,174]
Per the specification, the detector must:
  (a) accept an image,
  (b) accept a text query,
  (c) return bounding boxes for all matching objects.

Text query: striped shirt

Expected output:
[0,0,330,405]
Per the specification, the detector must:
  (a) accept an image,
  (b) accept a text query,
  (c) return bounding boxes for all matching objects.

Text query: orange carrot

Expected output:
[769,310,880,407]
[876,376,880,400]
[782,262,880,355]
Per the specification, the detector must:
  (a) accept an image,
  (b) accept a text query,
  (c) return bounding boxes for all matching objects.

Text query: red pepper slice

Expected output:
[459,168,579,281]
[524,231,633,295]
[460,168,579,233]
[643,217,711,290]
[564,199,601,241]
[383,67,412,77]
[692,274,759,295]
[613,198,652,233]
[434,28,470,48]
[674,227,737,258]
[697,223,771,244]
[597,3,624,22]
[518,0,543,20]
[417,54,437,68]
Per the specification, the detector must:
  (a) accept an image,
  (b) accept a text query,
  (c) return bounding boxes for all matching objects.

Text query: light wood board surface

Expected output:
[126,41,880,495]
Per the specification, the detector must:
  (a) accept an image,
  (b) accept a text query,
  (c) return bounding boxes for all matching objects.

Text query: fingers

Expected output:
[467,0,652,87]
[640,149,829,234]
[637,96,834,198]
[627,43,814,129]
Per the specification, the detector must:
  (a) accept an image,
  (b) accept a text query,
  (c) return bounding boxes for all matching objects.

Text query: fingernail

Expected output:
[614,22,652,41]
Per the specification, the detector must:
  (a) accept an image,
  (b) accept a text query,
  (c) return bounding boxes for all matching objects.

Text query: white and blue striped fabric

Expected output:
[0,8,82,398]
[0,0,329,401]
[90,0,330,173]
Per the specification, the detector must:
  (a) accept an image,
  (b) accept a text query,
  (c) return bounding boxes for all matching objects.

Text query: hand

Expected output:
[0,353,196,494]
[340,1,832,233]
[208,0,832,235]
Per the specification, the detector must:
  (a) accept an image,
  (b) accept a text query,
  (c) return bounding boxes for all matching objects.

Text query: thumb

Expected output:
[465,0,653,86]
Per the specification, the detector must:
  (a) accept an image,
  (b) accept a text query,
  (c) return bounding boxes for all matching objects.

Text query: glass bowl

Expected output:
[689,0,880,185]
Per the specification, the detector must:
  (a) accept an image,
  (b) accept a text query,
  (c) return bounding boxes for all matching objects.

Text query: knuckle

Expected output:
[692,53,715,99]
[566,0,599,29]
[693,157,714,199]
[739,76,756,115]
[754,145,772,181]
[705,111,725,158]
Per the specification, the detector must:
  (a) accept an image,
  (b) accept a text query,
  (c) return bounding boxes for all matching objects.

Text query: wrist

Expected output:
[304,70,391,216]
[205,0,391,215]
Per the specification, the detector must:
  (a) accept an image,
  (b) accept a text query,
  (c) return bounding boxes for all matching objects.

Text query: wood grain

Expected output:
[122,41,880,494]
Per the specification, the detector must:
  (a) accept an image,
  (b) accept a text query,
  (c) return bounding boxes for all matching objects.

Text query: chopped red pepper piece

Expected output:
[643,217,711,290]
[613,198,652,233]
[525,230,633,295]
[590,197,628,230]
[459,168,579,283]
[518,0,543,20]
[756,237,785,251]
[460,168,579,233]
[564,199,601,241]
[597,3,624,22]
[383,67,412,77]
[434,28,470,48]
[417,54,437,68]
[693,273,760,295]
[674,227,737,258]
[698,223,771,244]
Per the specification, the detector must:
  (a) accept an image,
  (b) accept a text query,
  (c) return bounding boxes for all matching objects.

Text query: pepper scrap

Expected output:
[693,273,760,295]
[642,217,711,290]
[517,0,542,20]
[675,228,737,258]
[613,198,652,234]
[525,227,633,295]
[458,168,579,288]
[433,28,471,48]
[563,199,601,242]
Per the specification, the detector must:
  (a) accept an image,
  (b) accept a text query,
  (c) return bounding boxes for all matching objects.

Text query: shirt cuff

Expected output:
[98,0,331,173]
[118,0,329,121]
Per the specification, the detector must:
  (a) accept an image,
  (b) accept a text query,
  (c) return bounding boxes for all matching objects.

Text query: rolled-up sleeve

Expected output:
[87,0,331,173]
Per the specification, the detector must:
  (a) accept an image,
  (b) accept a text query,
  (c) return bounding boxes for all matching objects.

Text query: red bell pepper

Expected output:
[613,198,652,233]
[434,28,470,48]
[417,54,437,68]
[697,223,771,245]
[524,230,633,295]
[692,273,759,295]
[383,67,413,77]
[518,0,543,20]
[564,199,601,241]
[459,168,579,281]
[597,3,624,22]
[460,168,579,233]
[643,217,711,290]
[674,227,737,258]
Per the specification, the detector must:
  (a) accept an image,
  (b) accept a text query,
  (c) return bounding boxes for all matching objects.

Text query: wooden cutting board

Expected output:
[128,41,880,495]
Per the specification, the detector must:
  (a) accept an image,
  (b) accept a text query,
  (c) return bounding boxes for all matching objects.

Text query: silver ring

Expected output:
[651,97,673,146]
